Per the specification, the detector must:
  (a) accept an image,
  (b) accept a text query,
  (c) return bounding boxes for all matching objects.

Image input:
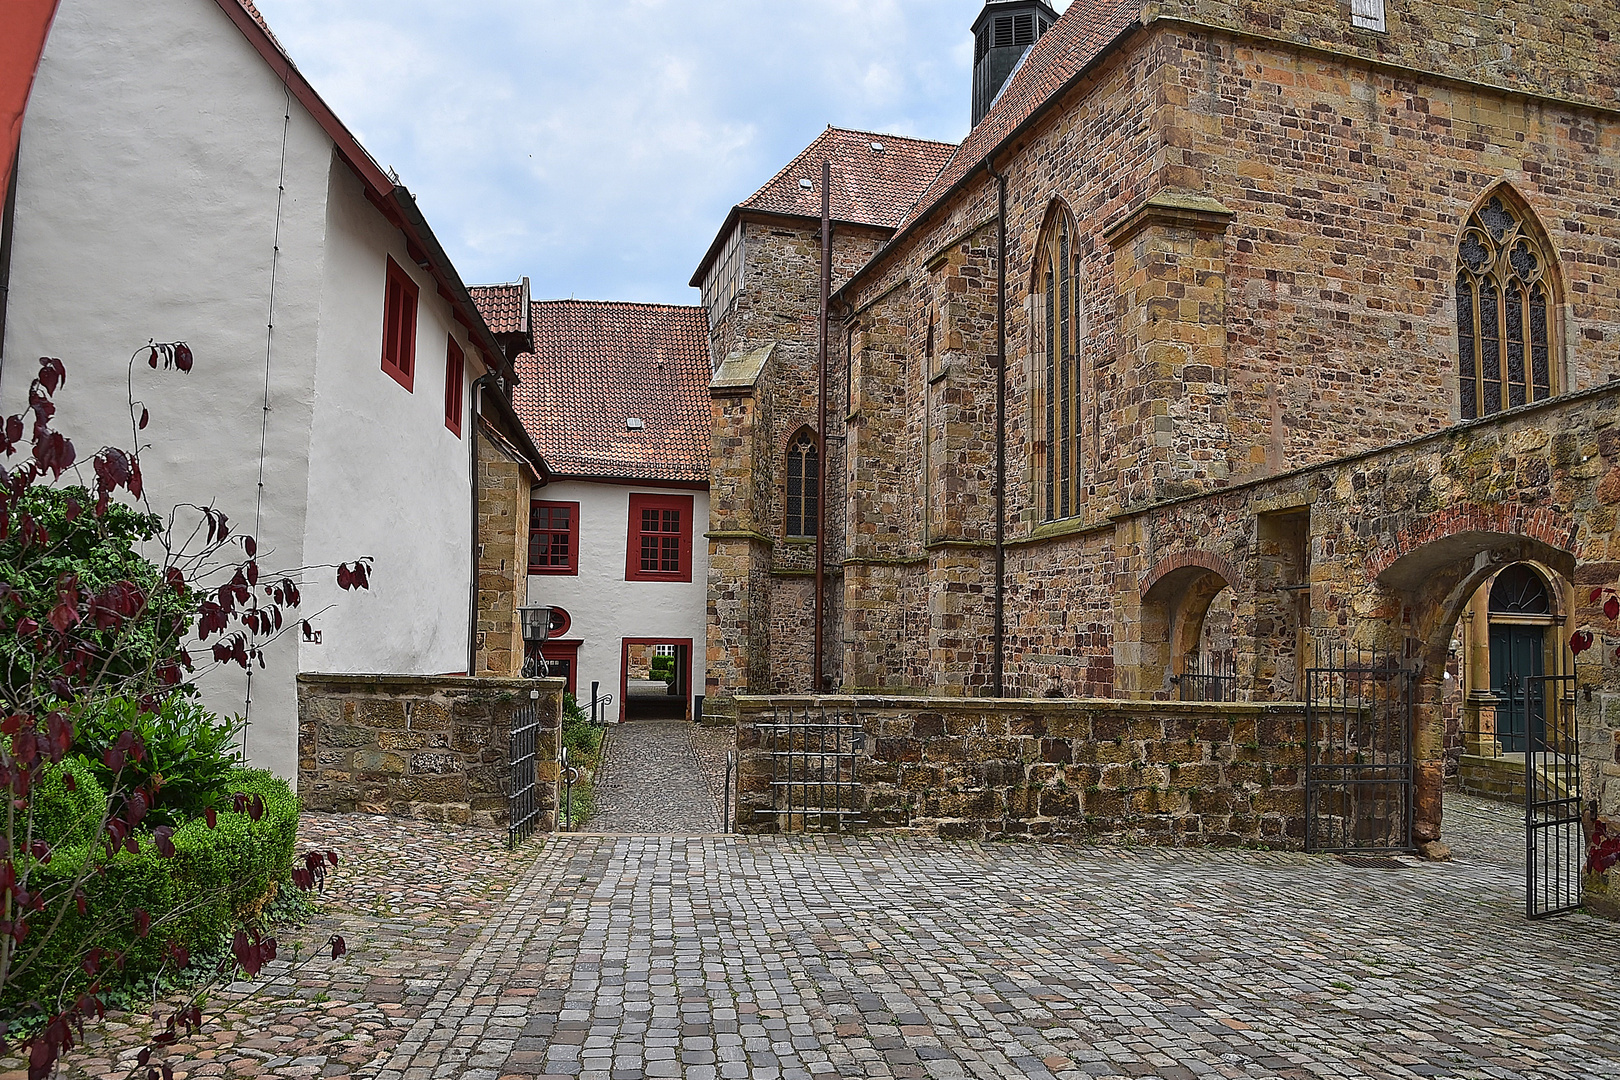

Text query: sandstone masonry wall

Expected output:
[298,674,562,830]
[735,696,1308,846]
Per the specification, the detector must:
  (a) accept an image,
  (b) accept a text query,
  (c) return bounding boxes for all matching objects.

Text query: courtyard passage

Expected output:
[588,721,734,833]
[20,795,1620,1080]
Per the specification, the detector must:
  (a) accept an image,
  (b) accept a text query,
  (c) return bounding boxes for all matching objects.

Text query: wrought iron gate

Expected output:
[1505,670,1583,918]
[508,693,544,849]
[1305,646,1415,853]
[762,707,865,832]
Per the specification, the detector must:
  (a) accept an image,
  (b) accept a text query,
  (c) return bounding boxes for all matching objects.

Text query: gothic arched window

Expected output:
[1457,194,1558,420]
[785,430,819,539]
[1033,205,1083,521]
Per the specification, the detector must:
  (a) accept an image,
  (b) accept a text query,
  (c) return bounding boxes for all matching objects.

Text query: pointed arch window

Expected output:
[1034,205,1083,521]
[1457,194,1558,420]
[786,431,819,539]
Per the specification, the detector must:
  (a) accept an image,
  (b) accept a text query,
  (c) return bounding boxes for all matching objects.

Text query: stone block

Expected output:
[353,750,408,776]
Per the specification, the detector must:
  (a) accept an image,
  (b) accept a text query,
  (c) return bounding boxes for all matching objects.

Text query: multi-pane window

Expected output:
[1350,0,1386,31]
[528,500,579,575]
[1456,194,1557,420]
[785,431,819,539]
[626,493,694,583]
[381,256,418,391]
[1035,206,1083,521]
[444,336,464,436]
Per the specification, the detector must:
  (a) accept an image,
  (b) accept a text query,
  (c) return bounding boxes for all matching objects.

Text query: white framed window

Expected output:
[1351,0,1386,32]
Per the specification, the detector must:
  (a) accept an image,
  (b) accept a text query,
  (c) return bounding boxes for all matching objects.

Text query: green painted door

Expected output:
[1489,624,1545,753]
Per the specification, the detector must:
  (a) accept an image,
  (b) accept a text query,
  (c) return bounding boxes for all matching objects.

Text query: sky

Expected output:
[250,0,1071,306]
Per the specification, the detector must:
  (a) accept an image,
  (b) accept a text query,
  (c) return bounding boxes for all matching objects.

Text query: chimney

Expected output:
[971,0,1059,127]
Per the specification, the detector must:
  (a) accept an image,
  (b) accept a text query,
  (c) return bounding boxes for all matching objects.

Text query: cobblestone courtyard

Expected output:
[22,792,1620,1080]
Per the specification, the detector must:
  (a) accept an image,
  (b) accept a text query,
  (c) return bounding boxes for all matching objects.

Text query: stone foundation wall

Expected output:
[735,696,1307,846]
[298,674,563,830]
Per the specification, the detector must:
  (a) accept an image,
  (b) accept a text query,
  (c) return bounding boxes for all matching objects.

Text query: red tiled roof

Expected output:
[235,0,280,45]
[508,301,711,485]
[469,283,526,335]
[741,126,957,229]
[896,0,1140,231]
[692,126,956,287]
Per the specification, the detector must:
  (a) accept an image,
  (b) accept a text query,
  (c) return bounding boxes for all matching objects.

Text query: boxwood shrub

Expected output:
[3,768,299,1017]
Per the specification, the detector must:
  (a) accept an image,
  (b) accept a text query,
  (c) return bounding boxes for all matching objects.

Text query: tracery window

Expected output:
[1034,205,1083,520]
[1456,194,1558,420]
[785,431,819,539]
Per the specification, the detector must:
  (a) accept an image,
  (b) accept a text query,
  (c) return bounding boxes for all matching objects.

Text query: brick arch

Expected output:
[1141,550,1241,598]
[1366,502,1576,587]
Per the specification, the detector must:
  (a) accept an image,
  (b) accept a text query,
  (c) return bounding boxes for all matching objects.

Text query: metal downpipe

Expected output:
[815,159,831,691]
[989,158,1008,697]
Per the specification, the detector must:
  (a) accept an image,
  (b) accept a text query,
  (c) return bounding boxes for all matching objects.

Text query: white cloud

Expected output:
[251,0,1064,303]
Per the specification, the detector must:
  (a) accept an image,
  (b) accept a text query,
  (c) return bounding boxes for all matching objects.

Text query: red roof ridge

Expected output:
[820,125,958,149]
[835,0,1142,300]
[533,298,705,312]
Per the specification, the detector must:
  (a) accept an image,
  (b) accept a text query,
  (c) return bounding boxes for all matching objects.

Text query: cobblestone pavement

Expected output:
[4,814,540,1080]
[587,723,731,834]
[19,794,1620,1080]
[370,792,1620,1080]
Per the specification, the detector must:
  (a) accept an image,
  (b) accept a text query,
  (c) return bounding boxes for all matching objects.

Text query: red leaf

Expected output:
[243,536,257,557]
[37,357,65,395]
[133,909,150,938]
[147,348,159,370]
[153,827,175,858]
[174,343,193,372]
[1591,588,1603,603]
[1571,630,1595,656]
[329,935,346,959]
[204,807,217,829]
[1605,596,1618,622]
[138,407,149,431]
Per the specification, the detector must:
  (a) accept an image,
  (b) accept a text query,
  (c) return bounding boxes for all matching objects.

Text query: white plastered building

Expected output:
[0,0,538,781]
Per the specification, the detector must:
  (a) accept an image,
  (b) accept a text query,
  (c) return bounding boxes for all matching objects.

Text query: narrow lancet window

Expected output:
[1035,205,1083,521]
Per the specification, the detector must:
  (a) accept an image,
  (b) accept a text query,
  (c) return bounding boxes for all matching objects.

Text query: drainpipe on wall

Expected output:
[988,157,1008,697]
[468,373,499,677]
[0,158,18,393]
[814,159,831,692]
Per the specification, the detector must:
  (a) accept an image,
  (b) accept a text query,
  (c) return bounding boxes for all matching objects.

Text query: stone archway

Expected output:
[1140,552,1241,701]
[1370,520,1576,846]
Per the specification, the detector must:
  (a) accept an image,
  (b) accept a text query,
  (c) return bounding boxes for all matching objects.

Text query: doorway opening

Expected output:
[620,637,693,722]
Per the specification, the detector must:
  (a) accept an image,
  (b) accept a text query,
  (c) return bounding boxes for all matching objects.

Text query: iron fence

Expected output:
[1518,671,1582,918]
[761,707,865,832]
[1174,651,1236,702]
[508,691,545,849]
[1304,645,1415,854]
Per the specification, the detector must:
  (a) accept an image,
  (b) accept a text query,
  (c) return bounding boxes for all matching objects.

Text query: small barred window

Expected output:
[1456,193,1558,420]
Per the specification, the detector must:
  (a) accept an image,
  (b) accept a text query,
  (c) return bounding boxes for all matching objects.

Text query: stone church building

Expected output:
[695,0,1620,847]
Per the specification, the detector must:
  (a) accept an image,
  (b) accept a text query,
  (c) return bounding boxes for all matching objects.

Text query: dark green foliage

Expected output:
[561,693,601,764]
[73,696,243,827]
[1,769,298,1020]
[0,485,193,704]
[29,758,107,850]
[649,655,675,684]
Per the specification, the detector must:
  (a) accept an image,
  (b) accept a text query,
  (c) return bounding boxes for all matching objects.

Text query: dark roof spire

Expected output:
[971,0,1060,127]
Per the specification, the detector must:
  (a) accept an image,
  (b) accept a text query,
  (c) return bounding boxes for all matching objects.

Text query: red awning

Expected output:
[0,0,61,204]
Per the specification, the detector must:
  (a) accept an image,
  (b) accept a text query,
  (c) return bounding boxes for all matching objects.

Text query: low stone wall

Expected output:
[736,696,1308,846]
[297,674,563,830]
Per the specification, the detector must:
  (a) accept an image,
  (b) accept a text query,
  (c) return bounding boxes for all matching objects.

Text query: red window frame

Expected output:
[529,500,580,575]
[625,493,693,583]
[381,256,418,391]
[444,336,465,436]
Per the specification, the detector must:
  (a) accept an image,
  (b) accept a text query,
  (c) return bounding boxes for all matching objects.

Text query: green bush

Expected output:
[561,693,602,766]
[2,768,298,1018]
[29,758,107,850]
[73,695,244,826]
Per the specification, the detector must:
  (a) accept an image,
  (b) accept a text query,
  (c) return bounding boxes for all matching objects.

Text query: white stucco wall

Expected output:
[298,158,475,681]
[2,0,337,778]
[525,482,710,721]
[1,0,476,780]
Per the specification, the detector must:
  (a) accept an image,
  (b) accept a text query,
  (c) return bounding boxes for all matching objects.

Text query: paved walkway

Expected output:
[18,795,1620,1080]
[588,722,734,833]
